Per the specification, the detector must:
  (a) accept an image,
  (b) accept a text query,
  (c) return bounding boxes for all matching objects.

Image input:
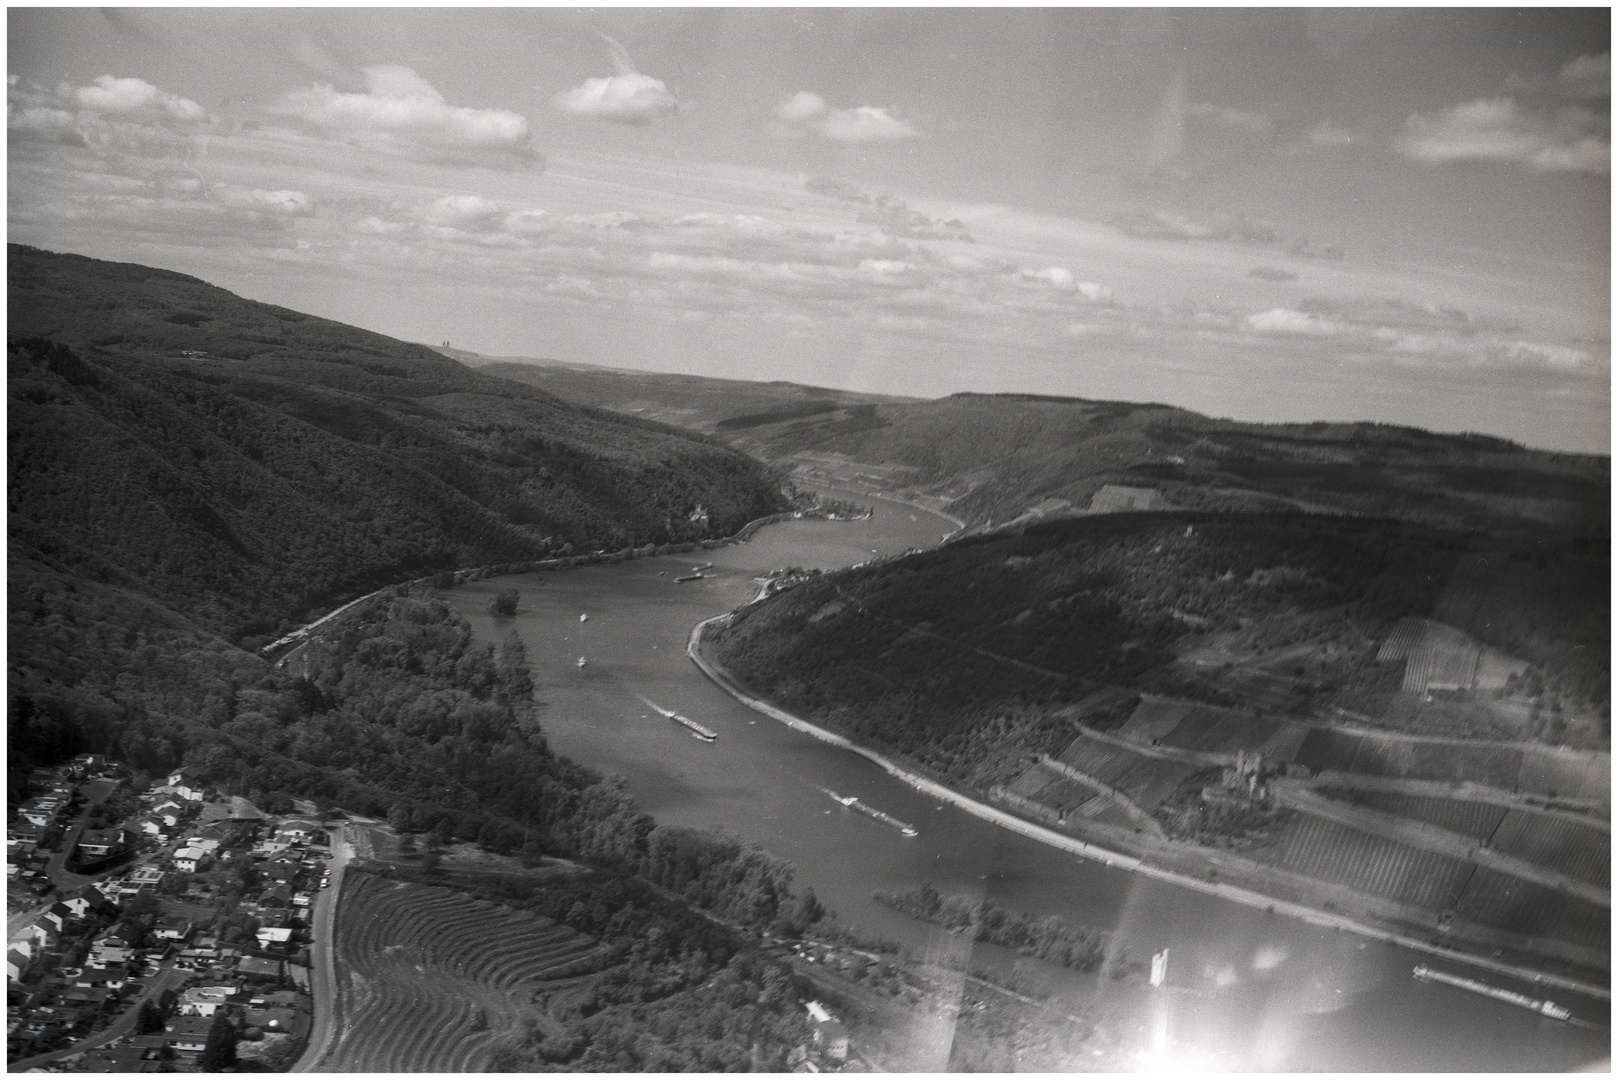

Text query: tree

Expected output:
[489,589,520,617]
[136,1000,165,1035]
[497,631,534,702]
[200,1014,237,1071]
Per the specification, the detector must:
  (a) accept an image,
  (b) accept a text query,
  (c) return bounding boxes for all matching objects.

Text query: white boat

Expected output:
[576,657,587,668]
[642,697,717,741]
[579,613,588,623]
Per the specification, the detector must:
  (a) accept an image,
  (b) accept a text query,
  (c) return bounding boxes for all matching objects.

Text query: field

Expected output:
[1258,816,1475,910]
[317,870,603,1071]
[1486,811,1610,887]
[1343,792,1508,840]
[1454,868,1610,951]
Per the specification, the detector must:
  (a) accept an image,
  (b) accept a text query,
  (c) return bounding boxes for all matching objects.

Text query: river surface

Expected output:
[445,493,1607,1071]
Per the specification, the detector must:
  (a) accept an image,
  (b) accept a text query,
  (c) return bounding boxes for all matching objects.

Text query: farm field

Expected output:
[1340,791,1508,841]
[317,870,603,1072]
[1454,868,1610,951]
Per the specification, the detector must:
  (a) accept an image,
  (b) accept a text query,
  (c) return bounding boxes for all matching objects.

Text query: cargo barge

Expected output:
[644,698,718,741]
[1412,965,1572,1020]
[823,788,918,837]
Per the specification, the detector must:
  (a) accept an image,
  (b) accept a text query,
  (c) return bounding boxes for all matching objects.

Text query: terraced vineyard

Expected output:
[1258,816,1475,910]
[318,871,604,1072]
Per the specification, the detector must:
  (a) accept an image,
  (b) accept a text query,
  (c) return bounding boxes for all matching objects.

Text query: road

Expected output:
[289,824,355,1072]
[7,967,186,1070]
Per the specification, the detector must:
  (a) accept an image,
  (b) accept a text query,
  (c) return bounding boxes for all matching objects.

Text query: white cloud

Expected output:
[73,76,206,123]
[421,194,505,232]
[272,66,536,165]
[776,92,827,123]
[1245,309,1344,336]
[553,73,676,124]
[1396,97,1609,174]
[1189,102,1274,133]
[218,188,313,216]
[1558,53,1610,100]
[818,106,920,142]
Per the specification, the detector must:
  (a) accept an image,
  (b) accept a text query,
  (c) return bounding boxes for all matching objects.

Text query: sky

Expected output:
[8,7,1611,452]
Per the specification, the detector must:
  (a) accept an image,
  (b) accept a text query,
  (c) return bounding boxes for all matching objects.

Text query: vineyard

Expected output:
[317,870,604,1072]
[1453,868,1610,950]
[1486,811,1610,887]
[1257,816,1475,910]
[1343,792,1507,840]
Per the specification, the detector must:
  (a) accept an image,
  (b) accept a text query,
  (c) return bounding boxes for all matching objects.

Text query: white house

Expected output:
[168,769,206,801]
[172,846,209,874]
[255,926,295,948]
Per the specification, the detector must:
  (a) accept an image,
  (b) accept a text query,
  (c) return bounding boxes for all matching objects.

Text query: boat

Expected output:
[579,613,588,623]
[643,698,717,741]
[576,657,587,668]
[1412,965,1572,1020]
[822,788,917,837]
[675,573,705,583]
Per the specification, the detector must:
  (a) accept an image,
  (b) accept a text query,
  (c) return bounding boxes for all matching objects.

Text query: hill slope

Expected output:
[9,245,787,646]
[477,358,1606,535]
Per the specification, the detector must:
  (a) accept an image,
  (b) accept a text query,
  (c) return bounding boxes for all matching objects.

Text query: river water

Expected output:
[445,494,1607,1071]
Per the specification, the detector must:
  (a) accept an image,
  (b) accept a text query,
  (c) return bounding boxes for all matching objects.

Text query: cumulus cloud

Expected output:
[1245,308,1344,336]
[421,194,506,232]
[553,33,676,124]
[819,106,920,142]
[776,92,827,122]
[272,65,537,166]
[1189,102,1274,133]
[9,74,211,151]
[774,94,920,142]
[1558,53,1610,100]
[73,76,206,123]
[1396,97,1609,174]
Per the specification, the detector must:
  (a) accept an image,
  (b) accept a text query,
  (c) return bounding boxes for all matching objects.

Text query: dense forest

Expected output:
[705,512,1608,787]
[9,245,786,648]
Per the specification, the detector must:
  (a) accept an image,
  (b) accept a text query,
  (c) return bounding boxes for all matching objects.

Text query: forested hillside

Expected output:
[9,245,786,651]
[483,357,1607,536]
[706,512,1608,789]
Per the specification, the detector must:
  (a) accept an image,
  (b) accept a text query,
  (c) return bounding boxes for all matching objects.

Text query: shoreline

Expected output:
[686,615,1610,1003]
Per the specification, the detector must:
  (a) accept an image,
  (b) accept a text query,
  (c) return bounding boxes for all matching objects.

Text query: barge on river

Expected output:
[1412,965,1572,1021]
[822,788,918,837]
[645,699,717,741]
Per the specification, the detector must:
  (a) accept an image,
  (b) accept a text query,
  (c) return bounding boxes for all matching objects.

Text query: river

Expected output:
[444,493,1607,1071]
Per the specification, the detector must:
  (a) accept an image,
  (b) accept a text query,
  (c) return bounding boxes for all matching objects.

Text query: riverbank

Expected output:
[687,615,1610,1002]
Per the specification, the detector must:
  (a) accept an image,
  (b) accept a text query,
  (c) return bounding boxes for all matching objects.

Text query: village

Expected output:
[8,756,330,1071]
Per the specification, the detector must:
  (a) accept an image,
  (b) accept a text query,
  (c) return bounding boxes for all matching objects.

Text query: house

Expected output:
[88,944,136,968]
[168,769,206,802]
[75,1046,163,1072]
[804,1002,849,1063]
[256,926,295,949]
[292,891,313,908]
[151,916,193,942]
[13,922,53,950]
[68,883,123,916]
[236,956,282,980]
[17,803,56,828]
[39,902,74,934]
[179,985,237,1017]
[8,823,48,847]
[73,963,131,990]
[7,948,32,982]
[172,846,210,873]
[136,816,165,838]
[101,919,144,949]
[275,819,324,843]
[164,1016,215,1052]
[260,857,300,885]
[128,867,166,888]
[259,885,292,909]
[76,827,129,859]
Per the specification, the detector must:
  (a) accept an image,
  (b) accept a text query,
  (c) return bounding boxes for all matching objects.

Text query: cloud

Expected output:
[422,194,506,232]
[818,106,920,142]
[774,94,920,142]
[776,92,827,123]
[1245,308,1344,336]
[1189,102,1274,134]
[1558,53,1610,100]
[218,188,313,216]
[1396,97,1609,174]
[553,33,676,124]
[272,65,537,166]
[73,76,206,123]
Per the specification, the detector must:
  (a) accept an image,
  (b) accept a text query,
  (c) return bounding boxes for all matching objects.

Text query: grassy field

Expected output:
[319,870,603,1071]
